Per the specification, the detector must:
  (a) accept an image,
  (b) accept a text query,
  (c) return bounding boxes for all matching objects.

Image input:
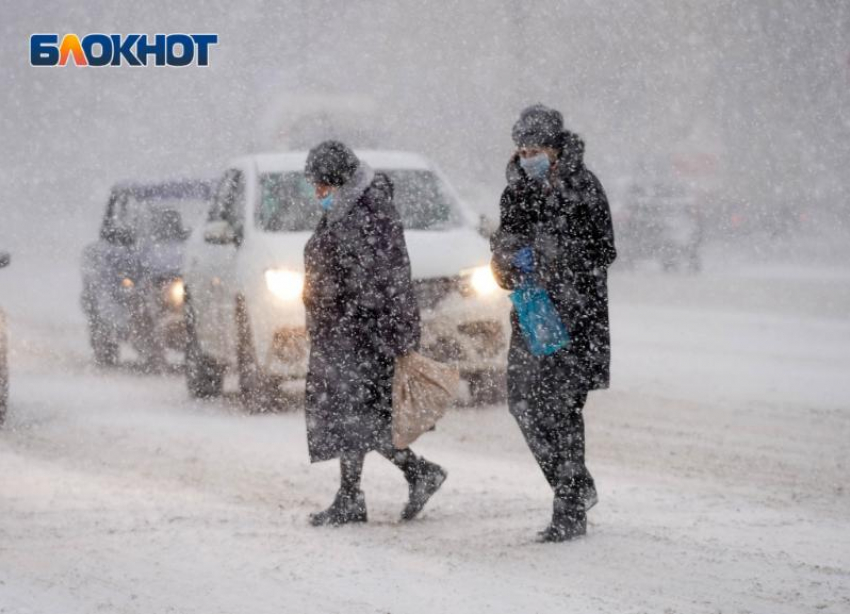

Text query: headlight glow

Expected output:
[168,278,185,306]
[265,269,304,301]
[120,277,134,290]
[469,265,499,296]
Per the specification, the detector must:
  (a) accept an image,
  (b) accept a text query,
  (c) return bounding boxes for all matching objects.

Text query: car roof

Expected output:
[245,150,433,174]
[112,180,213,201]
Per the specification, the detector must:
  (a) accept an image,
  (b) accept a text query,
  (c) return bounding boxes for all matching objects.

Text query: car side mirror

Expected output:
[0,251,9,268]
[477,214,498,240]
[204,220,239,245]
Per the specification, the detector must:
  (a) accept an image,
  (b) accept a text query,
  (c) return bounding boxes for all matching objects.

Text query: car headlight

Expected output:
[465,265,499,296]
[167,278,185,307]
[265,269,304,301]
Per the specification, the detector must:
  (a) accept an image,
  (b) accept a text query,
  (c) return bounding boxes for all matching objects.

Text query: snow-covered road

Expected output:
[1,251,849,613]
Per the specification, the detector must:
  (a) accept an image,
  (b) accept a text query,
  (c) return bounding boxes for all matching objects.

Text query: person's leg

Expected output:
[376,443,418,481]
[309,452,368,527]
[539,390,591,542]
[376,439,447,521]
[340,452,365,493]
[508,345,566,491]
[511,399,563,489]
[552,390,596,506]
[569,391,596,501]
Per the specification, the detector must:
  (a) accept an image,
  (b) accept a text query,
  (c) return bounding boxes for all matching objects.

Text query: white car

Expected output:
[182,150,509,408]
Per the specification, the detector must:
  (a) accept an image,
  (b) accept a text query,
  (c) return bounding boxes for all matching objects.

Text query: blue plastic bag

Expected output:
[509,279,570,356]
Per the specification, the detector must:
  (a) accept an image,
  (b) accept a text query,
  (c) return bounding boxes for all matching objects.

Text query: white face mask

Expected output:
[519,153,551,181]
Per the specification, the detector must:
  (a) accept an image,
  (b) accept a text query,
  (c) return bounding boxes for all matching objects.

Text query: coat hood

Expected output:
[505,130,587,184]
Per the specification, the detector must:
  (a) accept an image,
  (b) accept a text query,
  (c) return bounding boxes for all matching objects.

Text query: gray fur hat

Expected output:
[511,104,564,150]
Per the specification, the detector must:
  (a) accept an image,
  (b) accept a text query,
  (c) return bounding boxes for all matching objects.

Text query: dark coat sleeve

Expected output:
[490,176,546,291]
[559,170,617,273]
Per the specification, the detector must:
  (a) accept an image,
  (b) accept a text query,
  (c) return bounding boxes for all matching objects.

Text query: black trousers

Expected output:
[508,340,595,502]
[340,437,419,493]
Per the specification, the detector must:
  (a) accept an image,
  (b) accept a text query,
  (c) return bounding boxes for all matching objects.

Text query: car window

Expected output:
[256,169,462,232]
[256,172,323,232]
[385,170,462,230]
[149,198,209,231]
[109,191,132,228]
[108,192,208,241]
[111,192,159,236]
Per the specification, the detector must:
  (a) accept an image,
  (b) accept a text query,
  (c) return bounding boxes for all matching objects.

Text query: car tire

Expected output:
[89,315,119,367]
[466,369,507,406]
[184,289,224,399]
[236,297,282,413]
[132,310,166,372]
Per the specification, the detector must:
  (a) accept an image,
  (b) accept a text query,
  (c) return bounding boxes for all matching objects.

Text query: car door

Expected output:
[187,169,246,364]
[88,190,138,293]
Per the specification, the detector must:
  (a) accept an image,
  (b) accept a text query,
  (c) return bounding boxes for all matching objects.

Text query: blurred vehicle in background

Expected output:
[183,150,510,409]
[614,179,703,272]
[0,250,9,424]
[709,194,808,240]
[81,181,212,368]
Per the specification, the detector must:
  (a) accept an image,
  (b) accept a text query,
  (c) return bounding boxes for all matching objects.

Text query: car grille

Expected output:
[413,276,460,311]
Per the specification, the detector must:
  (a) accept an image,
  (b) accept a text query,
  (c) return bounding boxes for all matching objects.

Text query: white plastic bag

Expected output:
[392,352,460,448]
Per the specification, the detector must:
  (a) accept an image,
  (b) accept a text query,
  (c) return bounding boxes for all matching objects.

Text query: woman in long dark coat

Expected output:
[490,105,617,542]
[302,141,447,527]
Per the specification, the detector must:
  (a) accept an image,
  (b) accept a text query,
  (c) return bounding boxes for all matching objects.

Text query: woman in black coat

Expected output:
[490,106,616,542]
[302,141,447,527]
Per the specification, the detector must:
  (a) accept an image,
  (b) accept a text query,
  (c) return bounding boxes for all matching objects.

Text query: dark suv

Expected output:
[81,181,211,367]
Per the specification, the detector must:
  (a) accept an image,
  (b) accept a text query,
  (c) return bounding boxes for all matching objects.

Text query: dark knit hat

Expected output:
[511,104,564,150]
[305,140,359,187]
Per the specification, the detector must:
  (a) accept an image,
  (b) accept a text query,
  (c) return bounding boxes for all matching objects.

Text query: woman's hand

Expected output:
[512,246,535,274]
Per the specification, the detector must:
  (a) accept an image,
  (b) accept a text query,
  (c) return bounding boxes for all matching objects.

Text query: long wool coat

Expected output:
[491,143,617,399]
[303,164,420,463]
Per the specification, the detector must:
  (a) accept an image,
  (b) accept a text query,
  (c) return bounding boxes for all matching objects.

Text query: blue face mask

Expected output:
[519,153,551,181]
[319,193,334,211]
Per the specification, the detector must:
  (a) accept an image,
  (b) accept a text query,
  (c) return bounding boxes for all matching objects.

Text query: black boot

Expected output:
[537,496,586,543]
[581,482,598,512]
[309,489,368,527]
[401,460,447,521]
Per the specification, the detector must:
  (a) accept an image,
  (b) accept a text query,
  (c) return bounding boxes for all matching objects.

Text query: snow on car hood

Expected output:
[404,228,491,279]
[248,227,491,281]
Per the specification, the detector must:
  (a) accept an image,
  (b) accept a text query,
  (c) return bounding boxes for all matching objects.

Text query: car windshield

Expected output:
[256,169,463,232]
[112,195,209,241]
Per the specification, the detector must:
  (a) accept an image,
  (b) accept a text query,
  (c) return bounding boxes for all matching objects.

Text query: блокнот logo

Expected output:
[30,34,218,67]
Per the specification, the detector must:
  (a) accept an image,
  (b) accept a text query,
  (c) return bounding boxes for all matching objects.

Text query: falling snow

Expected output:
[1,1,849,613]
